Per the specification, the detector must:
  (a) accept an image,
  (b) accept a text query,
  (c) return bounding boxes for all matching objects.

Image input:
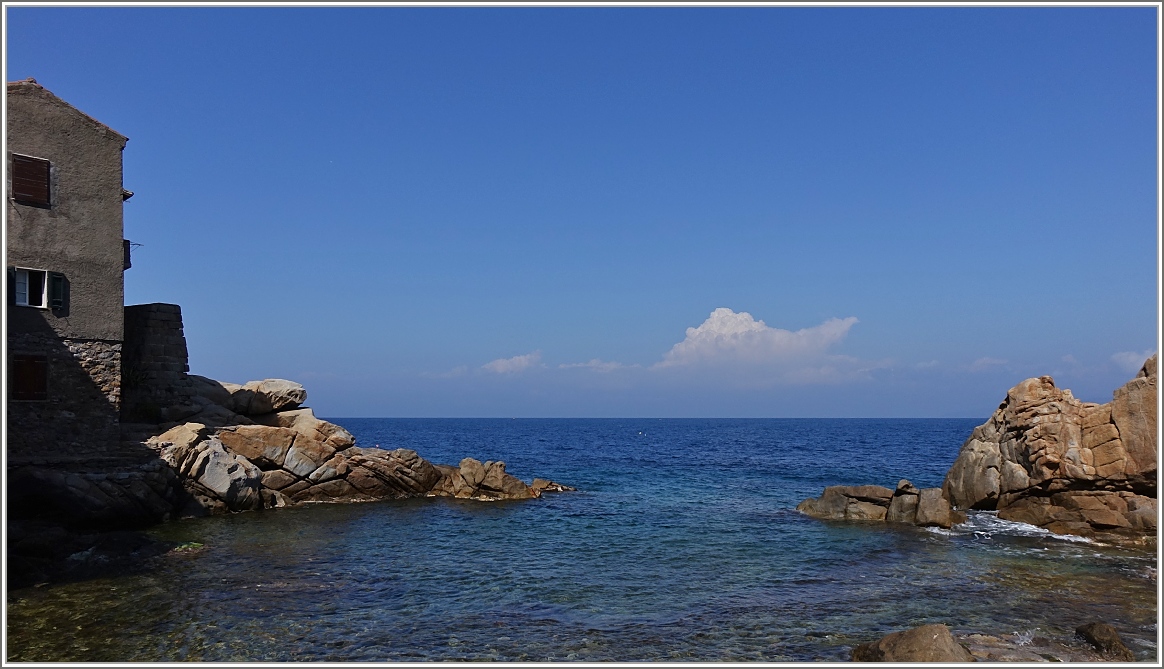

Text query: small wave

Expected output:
[942,511,1096,543]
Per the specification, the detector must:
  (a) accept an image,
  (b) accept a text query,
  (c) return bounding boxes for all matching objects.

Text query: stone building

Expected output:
[6,78,134,462]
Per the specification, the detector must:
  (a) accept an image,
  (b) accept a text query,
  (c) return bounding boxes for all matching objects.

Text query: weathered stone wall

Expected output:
[121,303,190,422]
[6,331,121,463]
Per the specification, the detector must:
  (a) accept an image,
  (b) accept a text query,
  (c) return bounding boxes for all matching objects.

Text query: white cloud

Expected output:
[1111,350,1156,373]
[558,359,631,372]
[654,308,858,369]
[482,351,542,374]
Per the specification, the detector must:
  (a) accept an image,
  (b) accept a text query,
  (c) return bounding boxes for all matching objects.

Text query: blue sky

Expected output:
[5,6,1159,417]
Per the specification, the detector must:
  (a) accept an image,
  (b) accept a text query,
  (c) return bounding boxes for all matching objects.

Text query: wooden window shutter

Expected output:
[49,272,65,309]
[10,354,49,401]
[123,239,132,270]
[11,154,51,207]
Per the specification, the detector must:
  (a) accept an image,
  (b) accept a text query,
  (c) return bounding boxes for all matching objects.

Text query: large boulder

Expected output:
[796,485,893,521]
[252,407,355,451]
[851,624,975,662]
[221,379,307,416]
[943,355,1157,540]
[183,437,263,511]
[217,425,296,469]
[1075,622,1136,662]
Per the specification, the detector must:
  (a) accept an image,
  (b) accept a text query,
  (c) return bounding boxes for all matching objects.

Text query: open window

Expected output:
[11,153,51,207]
[9,354,49,401]
[9,268,65,309]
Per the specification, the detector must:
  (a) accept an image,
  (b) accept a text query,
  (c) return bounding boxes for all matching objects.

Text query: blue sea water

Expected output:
[5,419,1158,661]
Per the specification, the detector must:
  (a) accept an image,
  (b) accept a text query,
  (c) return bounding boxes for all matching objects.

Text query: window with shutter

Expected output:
[10,354,49,401]
[8,267,53,308]
[49,272,65,309]
[11,154,51,207]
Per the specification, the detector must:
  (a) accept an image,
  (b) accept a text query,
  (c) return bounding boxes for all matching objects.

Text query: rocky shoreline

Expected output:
[850,622,1139,663]
[7,374,574,588]
[799,355,1157,546]
[801,355,1157,662]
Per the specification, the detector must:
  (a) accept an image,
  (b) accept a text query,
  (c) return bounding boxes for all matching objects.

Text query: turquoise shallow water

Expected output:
[5,419,1158,661]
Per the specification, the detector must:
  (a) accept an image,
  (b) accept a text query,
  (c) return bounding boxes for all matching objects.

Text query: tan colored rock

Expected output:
[252,407,356,451]
[345,448,441,497]
[345,465,395,497]
[915,488,954,528]
[886,490,919,524]
[1081,423,1120,449]
[480,461,507,491]
[1081,403,1113,429]
[260,469,298,490]
[942,438,1001,510]
[847,500,887,521]
[223,379,307,415]
[797,486,894,522]
[308,454,350,483]
[1112,355,1158,480]
[281,480,311,497]
[998,460,1030,495]
[149,422,210,471]
[940,358,1156,540]
[851,624,974,662]
[217,425,295,468]
[460,458,487,488]
[282,436,336,478]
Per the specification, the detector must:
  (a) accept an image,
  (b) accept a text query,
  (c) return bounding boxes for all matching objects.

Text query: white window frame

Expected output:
[13,267,48,308]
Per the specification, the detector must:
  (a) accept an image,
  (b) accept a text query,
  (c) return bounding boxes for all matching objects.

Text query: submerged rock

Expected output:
[851,624,974,662]
[1075,622,1136,662]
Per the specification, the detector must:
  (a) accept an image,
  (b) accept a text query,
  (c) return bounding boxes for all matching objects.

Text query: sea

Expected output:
[5,418,1158,662]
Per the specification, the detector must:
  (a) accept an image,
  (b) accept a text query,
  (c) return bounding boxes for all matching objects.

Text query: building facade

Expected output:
[6,78,132,462]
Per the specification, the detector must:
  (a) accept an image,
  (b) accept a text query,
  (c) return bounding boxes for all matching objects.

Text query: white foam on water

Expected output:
[939,511,1096,544]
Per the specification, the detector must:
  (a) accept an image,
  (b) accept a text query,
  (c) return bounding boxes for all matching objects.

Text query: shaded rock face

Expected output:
[6,460,183,529]
[796,481,963,529]
[943,355,1157,540]
[851,624,975,662]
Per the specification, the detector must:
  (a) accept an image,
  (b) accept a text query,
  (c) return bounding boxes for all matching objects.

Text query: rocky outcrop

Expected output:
[799,356,1156,542]
[12,371,573,531]
[796,480,964,529]
[943,355,1157,540]
[135,378,571,516]
[851,624,975,662]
